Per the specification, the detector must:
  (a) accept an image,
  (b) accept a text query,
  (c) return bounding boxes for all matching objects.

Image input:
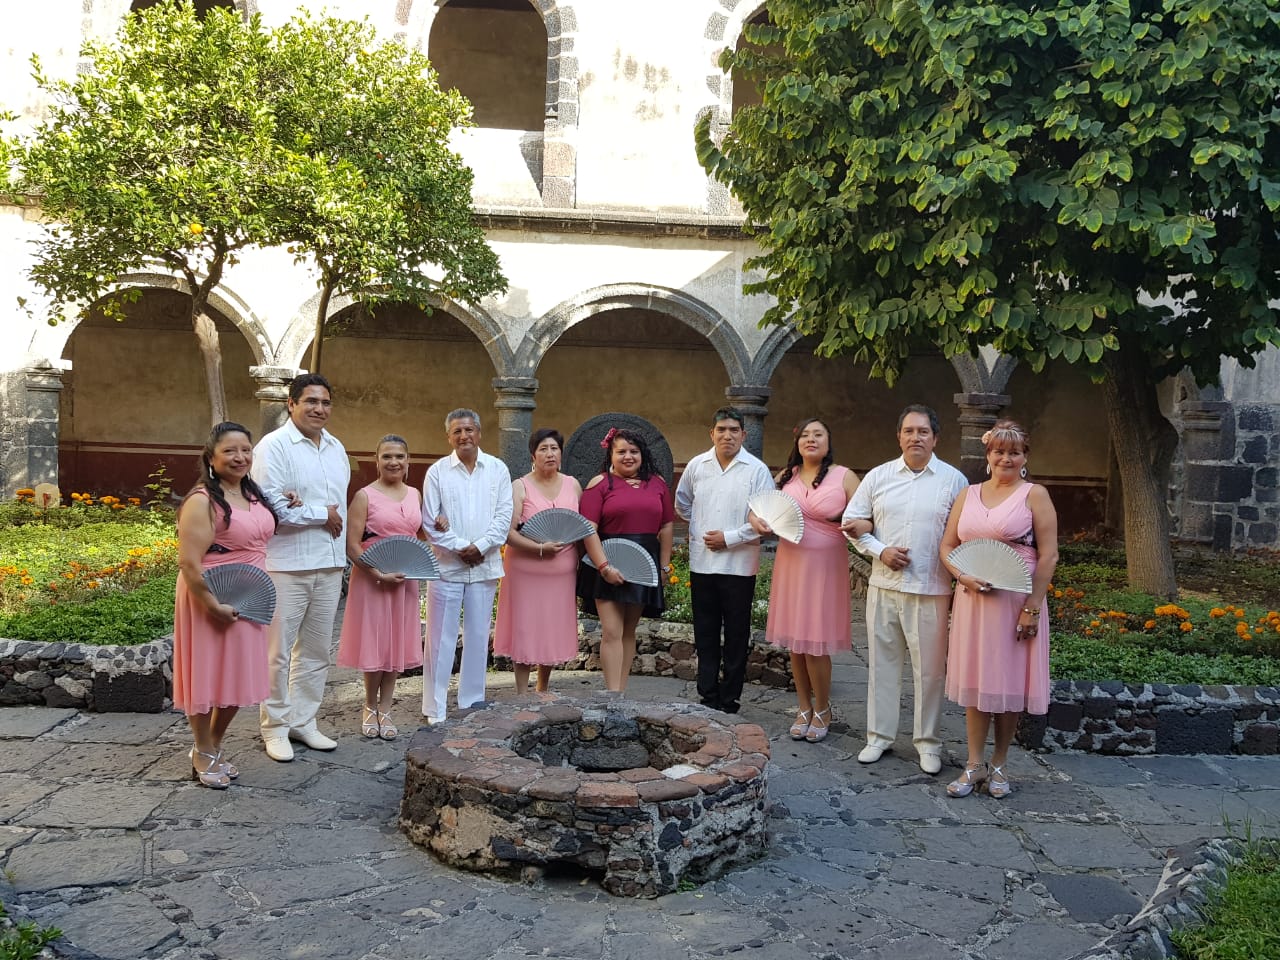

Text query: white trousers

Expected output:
[422,578,497,721]
[260,568,343,738]
[865,586,951,756]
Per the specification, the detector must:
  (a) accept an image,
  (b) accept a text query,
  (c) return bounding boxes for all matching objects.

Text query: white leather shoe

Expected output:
[919,753,942,775]
[858,744,886,764]
[263,735,294,762]
[289,727,337,751]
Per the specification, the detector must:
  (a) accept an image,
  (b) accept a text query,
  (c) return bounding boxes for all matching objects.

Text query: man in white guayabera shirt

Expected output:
[421,408,513,723]
[252,373,350,762]
[675,407,773,714]
[840,405,967,775]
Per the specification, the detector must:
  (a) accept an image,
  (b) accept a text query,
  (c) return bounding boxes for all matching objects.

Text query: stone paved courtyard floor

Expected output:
[3,639,1280,959]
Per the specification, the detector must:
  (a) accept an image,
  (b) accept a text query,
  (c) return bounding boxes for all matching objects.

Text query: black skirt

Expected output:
[577,532,665,619]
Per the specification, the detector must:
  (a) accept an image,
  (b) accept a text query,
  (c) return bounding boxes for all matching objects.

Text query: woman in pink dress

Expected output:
[174,422,277,789]
[751,419,860,743]
[940,420,1058,799]
[494,428,612,693]
[337,435,425,741]
[578,428,671,692]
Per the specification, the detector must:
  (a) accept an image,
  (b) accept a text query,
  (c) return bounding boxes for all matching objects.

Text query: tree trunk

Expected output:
[192,310,228,426]
[1100,345,1179,598]
[308,282,334,374]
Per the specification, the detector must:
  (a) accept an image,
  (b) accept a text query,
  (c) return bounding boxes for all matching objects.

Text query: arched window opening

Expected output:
[430,0,547,131]
[731,9,778,116]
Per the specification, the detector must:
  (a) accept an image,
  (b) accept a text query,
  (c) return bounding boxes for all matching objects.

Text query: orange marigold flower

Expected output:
[1180,621,1194,633]
[1084,628,1094,636]
[1118,627,1128,634]
[1090,620,1101,628]
[15,487,34,497]
[87,581,99,589]
[668,575,679,584]
[1144,620,1157,630]
[1209,607,1226,618]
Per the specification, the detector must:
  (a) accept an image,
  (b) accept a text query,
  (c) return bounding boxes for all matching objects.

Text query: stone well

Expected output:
[399,695,770,897]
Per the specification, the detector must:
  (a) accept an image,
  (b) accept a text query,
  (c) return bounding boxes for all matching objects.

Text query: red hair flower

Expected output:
[600,427,618,449]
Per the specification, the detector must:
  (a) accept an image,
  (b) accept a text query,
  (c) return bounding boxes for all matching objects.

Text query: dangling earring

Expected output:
[208,463,217,481]
[985,463,992,476]
[1020,466,1028,479]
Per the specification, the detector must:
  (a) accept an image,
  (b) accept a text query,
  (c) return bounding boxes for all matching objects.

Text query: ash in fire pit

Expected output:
[399,695,770,897]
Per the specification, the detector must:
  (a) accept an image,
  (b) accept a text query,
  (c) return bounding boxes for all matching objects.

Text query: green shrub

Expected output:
[0,902,61,960]
[1171,836,1280,960]
[1050,633,1280,686]
[0,573,177,646]
[0,514,176,617]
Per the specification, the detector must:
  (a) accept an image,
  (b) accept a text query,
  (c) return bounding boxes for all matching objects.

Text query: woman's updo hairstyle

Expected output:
[980,420,1030,455]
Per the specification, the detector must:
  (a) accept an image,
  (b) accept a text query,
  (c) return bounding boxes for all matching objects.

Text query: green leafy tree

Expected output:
[697,0,1280,597]
[268,14,506,373]
[12,1,291,424]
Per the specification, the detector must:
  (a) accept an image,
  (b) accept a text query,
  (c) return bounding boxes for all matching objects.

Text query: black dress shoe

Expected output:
[721,702,740,714]
[699,697,722,710]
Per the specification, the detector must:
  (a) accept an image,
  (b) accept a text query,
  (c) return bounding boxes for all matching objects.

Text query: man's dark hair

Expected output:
[896,404,939,435]
[289,372,333,404]
[711,407,745,430]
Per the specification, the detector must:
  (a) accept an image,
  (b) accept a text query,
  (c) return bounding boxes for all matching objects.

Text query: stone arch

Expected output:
[514,284,751,384]
[410,0,580,205]
[276,291,514,376]
[951,349,1018,395]
[40,272,271,366]
[747,324,802,385]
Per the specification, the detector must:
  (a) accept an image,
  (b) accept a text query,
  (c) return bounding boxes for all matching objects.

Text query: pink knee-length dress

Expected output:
[493,474,581,665]
[337,485,425,673]
[765,466,853,655]
[172,491,274,715]
[945,483,1049,715]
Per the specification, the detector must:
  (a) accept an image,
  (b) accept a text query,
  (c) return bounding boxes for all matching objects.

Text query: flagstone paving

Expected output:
[2,636,1279,959]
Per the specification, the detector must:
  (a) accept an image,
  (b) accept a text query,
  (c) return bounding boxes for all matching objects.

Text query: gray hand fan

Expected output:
[947,538,1033,593]
[521,507,593,545]
[748,490,805,544]
[360,535,441,580]
[583,538,659,587]
[203,563,277,625]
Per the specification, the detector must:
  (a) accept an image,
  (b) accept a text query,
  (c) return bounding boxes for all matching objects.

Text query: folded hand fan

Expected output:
[521,507,594,545]
[583,538,660,587]
[203,563,277,625]
[946,538,1033,593]
[360,535,441,580]
[747,490,805,544]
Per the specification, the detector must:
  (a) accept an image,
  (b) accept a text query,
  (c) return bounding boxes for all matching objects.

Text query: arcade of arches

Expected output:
[48,288,1112,534]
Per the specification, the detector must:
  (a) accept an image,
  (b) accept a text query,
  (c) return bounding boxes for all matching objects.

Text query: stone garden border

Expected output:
[1066,837,1236,960]
[1018,680,1280,755]
[0,636,172,712]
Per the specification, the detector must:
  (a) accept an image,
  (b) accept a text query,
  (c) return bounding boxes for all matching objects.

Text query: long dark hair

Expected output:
[777,418,834,490]
[188,422,278,530]
[599,428,655,490]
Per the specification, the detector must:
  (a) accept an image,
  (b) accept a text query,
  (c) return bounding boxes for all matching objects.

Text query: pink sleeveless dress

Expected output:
[337,485,425,673]
[172,491,274,715]
[765,466,853,655]
[493,474,581,665]
[945,483,1049,715]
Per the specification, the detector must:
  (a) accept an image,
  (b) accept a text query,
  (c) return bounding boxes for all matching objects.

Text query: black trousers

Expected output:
[690,572,756,710]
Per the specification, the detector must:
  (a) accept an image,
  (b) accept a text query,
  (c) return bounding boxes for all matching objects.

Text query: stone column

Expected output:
[953,392,1011,481]
[250,366,301,438]
[492,376,539,478]
[724,385,772,461]
[23,363,67,490]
